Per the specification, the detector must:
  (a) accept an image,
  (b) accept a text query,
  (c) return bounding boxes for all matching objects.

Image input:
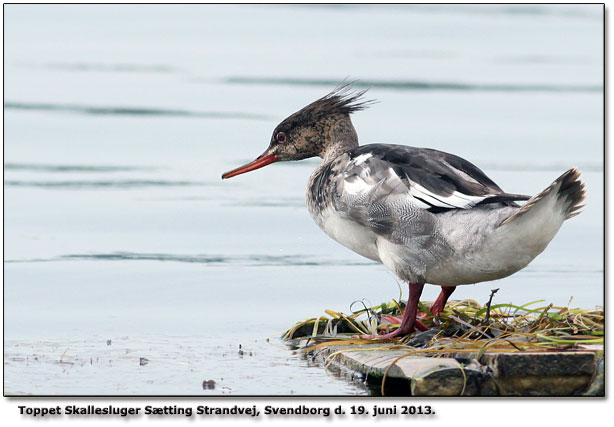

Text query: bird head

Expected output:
[222,85,373,179]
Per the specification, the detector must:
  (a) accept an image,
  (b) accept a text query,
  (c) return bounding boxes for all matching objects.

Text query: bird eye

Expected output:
[276,132,286,143]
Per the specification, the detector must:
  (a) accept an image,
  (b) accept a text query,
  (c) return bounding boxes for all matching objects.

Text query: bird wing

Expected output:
[338,144,528,214]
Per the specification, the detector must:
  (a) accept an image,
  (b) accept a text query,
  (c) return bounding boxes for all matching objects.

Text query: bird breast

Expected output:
[316,206,382,263]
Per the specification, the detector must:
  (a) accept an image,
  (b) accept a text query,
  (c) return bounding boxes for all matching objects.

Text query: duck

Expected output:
[221,85,586,339]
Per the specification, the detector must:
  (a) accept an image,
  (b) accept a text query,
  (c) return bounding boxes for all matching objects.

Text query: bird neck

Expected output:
[319,115,359,162]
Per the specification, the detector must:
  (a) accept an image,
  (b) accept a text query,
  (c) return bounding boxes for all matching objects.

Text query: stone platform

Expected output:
[293,338,604,396]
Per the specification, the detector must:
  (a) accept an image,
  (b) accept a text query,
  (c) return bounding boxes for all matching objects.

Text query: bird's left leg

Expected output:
[429,285,456,316]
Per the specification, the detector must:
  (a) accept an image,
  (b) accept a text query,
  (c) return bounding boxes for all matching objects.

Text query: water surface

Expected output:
[3,4,603,395]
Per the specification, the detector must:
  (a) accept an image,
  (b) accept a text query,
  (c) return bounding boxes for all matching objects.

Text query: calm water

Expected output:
[3,4,604,395]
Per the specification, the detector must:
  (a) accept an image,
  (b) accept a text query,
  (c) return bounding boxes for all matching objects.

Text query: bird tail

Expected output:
[500,168,586,227]
[455,169,586,282]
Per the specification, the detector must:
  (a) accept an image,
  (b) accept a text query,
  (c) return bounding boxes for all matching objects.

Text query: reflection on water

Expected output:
[3,4,603,395]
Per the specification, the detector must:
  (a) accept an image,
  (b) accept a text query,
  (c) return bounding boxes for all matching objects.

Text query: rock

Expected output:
[411,361,497,396]
[202,379,216,390]
[582,356,604,396]
[479,352,595,396]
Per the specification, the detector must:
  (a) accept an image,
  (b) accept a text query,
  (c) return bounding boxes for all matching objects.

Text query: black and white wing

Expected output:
[339,144,529,214]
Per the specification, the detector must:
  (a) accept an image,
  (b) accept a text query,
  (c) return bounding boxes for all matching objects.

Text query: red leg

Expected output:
[429,286,456,316]
[381,314,428,332]
[362,283,425,339]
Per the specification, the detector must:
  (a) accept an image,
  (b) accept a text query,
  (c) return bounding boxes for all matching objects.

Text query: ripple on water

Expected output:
[4,102,270,120]
[4,163,158,173]
[5,252,376,267]
[3,180,206,189]
[223,76,603,93]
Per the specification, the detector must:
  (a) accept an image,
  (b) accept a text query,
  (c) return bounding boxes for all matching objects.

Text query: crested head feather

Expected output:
[278,84,376,130]
[311,83,377,117]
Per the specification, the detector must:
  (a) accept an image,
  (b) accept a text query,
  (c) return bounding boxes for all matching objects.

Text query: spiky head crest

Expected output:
[278,84,375,131]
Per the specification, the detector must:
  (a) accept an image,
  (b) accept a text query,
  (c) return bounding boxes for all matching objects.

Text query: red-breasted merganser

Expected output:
[221,86,586,340]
